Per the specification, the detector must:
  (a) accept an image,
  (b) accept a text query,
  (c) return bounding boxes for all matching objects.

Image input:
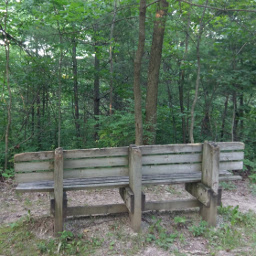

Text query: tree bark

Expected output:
[189,0,208,143]
[4,1,11,171]
[220,94,229,140]
[133,0,147,145]
[94,44,100,141]
[144,0,169,145]
[109,0,117,115]
[72,38,80,138]
[178,0,191,143]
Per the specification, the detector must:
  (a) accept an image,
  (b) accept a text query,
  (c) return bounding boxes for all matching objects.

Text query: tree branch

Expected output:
[178,0,256,13]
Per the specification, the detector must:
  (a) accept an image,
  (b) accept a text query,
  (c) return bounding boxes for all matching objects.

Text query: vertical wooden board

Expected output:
[128,145,142,232]
[54,148,64,236]
[202,141,220,194]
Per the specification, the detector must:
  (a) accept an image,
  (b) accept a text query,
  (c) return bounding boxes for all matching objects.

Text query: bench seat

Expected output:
[16,170,241,193]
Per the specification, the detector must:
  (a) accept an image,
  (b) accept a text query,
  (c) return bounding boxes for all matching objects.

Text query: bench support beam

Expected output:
[119,187,145,213]
[200,141,220,226]
[128,145,142,232]
[185,183,222,207]
[54,147,64,236]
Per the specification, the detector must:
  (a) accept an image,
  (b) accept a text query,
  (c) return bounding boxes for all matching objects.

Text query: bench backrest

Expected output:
[14,142,244,183]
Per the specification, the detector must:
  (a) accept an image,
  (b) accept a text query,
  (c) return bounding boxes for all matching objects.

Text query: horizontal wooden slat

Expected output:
[142,163,201,175]
[217,142,245,151]
[14,151,54,162]
[219,175,242,181]
[145,199,201,211]
[140,144,203,155]
[63,147,128,159]
[63,167,128,179]
[16,169,242,192]
[15,172,53,183]
[220,152,244,161]
[15,161,53,172]
[219,161,243,171]
[67,204,128,216]
[142,153,201,165]
[64,157,128,169]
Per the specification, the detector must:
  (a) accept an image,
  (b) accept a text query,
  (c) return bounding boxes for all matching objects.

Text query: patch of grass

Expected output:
[189,220,208,237]
[146,217,178,250]
[207,206,256,254]
[249,184,256,195]
[220,181,236,191]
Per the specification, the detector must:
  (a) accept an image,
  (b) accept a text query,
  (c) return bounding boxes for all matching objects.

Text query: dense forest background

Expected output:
[0,0,256,177]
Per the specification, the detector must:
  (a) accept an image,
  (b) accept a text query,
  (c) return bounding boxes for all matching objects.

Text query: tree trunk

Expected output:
[179,0,191,143]
[94,44,100,141]
[4,1,11,171]
[57,24,63,148]
[72,38,80,138]
[189,0,208,143]
[109,0,117,115]
[133,0,147,145]
[220,95,229,140]
[144,0,169,145]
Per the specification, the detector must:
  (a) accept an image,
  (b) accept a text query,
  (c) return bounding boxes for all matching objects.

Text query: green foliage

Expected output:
[220,181,236,191]
[189,220,208,237]
[147,218,178,250]
[174,216,187,225]
[0,168,14,179]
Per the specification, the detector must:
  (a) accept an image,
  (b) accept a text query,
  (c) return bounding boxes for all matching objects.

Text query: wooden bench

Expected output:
[14,141,244,236]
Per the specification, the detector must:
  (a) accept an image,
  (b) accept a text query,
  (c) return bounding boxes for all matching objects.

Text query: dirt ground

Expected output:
[0,179,255,255]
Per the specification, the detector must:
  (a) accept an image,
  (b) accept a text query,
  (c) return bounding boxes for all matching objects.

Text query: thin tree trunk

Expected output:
[109,0,117,115]
[220,95,229,140]
[179,0,190,143]
[4,1,11,171]
[57,23,63,147]
[94,44,100,141]
[144,0,169,145]
[133,0,147,145]
[72,38,80,138]
[189,0,208,143]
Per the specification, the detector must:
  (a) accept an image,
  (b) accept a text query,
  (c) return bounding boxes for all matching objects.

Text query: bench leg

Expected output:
[128,145,142,232]
[50,192,68,218]
[200,192,218,226]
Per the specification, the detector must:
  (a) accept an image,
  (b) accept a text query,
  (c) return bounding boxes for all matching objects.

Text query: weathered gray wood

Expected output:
[67,204,128,216]
[54,147,64,236]
[145,199,201,211]
[50,192,68,218]
[220,152,244,161]
[185,183,222,207]
[14,151,54,162]
[63,147,128,159]
[200,141,220,226]
[64,156,128,169]
[119,187,134,213]
[119,187,145,213]
[142,153,201,165]
[219,161,243,171]
[128,145,142,232]
[202,142,220,194]
[15,171,53,183]
[63,167,129,179]
[140,144,203,154]
[15,161,54,172]
[142,163,202,175]
[217,142,245,151]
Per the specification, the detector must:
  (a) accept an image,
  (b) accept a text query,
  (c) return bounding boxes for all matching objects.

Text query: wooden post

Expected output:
[54,147,64,236]
[128,145,142,232]
[200,141,220,226]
